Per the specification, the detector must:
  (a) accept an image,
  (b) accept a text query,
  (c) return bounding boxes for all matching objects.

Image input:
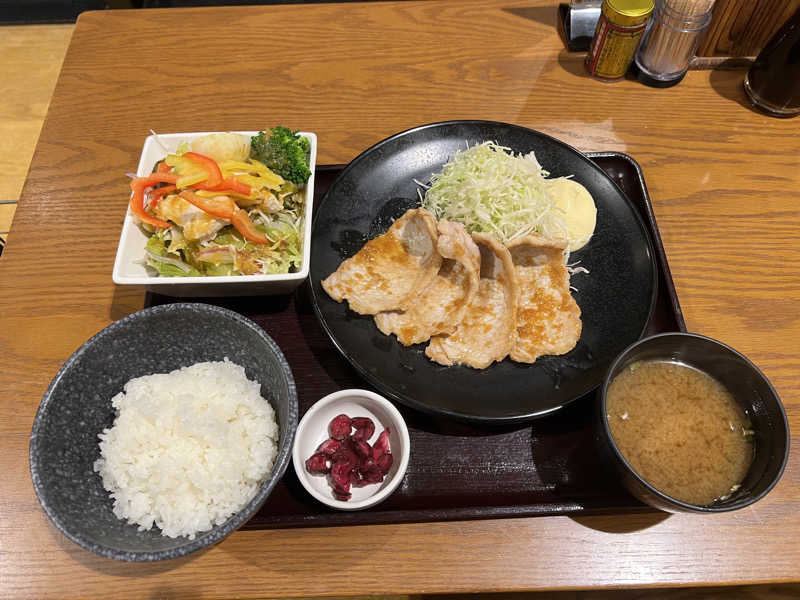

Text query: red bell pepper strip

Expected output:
[134,173,179,186]
[179,190,236,219]
[149,184,176,210]
[179,190,269,245]
[193,177,251,196]
[230,208,270,245]
[182,152,222,188]
[156,161,173,175]
[129,176,173,228]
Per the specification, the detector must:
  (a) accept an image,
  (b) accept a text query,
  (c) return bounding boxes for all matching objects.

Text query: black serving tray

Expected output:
[148,152,685,528]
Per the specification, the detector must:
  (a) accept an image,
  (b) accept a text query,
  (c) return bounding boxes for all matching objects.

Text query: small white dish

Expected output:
[292,389,410,511]
[112,130,317,297]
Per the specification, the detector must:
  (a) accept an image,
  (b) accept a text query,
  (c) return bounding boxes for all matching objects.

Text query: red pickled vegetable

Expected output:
[361,467,384,484]
[376,452,393,475]
[330,460,352,484]
[372,428,391,459]
[329,461,353,500]
[359,455,376,472]
[305,414,395,502]
[351,417,375,441]
[332,447,358,471]
[352,439,372,458]
[329,414,352,440]
[305,453,330,474]
[316,438,342,457]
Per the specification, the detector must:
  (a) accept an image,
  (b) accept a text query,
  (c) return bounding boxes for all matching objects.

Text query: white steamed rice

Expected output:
[93,359,279,539]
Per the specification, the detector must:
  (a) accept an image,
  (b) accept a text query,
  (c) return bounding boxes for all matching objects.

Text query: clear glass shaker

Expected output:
[634,0,714,87]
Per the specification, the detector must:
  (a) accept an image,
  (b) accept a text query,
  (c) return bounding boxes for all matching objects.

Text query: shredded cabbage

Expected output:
[421,141,571,245]
[144,249,192,273]
[144,236,202,277]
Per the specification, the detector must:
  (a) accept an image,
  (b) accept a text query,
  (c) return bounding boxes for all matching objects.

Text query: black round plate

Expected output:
[310,121,656,424]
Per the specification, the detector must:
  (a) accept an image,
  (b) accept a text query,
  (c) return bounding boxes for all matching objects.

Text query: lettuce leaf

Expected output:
[144,235,203,277]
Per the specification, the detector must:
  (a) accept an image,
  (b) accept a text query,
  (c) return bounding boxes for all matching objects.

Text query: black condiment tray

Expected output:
[148,152,686,528]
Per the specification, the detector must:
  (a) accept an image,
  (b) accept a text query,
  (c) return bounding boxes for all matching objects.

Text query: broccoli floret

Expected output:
[250,127,311,184]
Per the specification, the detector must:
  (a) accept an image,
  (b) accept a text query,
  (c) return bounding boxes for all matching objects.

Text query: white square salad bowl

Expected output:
[112,130,317,297]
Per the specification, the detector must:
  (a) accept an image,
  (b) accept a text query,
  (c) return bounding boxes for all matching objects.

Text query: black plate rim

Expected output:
[309,119,658,424]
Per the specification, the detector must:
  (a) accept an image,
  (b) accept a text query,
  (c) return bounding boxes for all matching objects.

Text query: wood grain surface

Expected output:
[0,24,73,203]
[1,1,798,598]
[699,0,800,57]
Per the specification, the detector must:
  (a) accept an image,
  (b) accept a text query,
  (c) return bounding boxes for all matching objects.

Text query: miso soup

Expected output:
[606,360,754,506]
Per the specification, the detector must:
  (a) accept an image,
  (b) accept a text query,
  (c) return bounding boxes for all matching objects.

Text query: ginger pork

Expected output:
[322,207,584,369]
[507,234,581,363]
[375,220,481,346]
[425,233,518,369]
[321,208,441,315]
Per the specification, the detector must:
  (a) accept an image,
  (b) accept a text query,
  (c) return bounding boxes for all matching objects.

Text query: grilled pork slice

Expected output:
[507,234,581,363]
[375,220,481,346]
[425,232,518,369]
[321,208,442,315]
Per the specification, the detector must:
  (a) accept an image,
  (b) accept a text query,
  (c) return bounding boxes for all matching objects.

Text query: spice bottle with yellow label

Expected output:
[586,0,655,81]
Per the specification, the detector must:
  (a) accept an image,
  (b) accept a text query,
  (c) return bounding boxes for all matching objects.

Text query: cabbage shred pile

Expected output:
[421,142,569,244]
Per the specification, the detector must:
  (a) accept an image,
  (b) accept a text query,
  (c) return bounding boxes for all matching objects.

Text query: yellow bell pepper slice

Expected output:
[220,159,284,188]
[165,154,209,188]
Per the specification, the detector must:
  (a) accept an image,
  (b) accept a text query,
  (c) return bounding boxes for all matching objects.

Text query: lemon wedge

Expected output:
[547,178,597,252]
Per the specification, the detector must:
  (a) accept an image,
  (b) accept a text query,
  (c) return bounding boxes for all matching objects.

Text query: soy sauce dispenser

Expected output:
[744,7,800,117]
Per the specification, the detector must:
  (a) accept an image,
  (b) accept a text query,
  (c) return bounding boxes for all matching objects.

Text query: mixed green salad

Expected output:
[129,127,311,277]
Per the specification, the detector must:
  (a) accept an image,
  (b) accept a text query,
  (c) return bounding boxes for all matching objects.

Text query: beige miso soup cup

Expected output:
[597,332,789,513]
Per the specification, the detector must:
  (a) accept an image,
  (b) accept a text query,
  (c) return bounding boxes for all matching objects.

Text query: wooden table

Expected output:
[2,1,798,597]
